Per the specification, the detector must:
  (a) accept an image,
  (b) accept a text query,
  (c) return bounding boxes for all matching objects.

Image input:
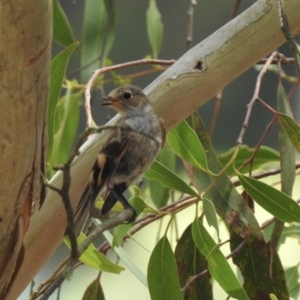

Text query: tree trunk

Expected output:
[0,0,52,298]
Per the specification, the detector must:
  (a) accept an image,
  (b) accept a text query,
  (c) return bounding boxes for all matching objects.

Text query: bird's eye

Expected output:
[123,91,132,100]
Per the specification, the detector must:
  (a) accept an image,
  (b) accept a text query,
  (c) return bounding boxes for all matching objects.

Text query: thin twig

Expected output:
[229,0,242,20]
[237,52,278,145]
[30,258,69,299]
[186,0,197,50]
[256,97,278,114]
[181,239,247,292]
[85,59,175,127]
[234,162,300,186]
[98,195,197,253]
[39,209,134,300]
[237,60,300,175]
[257,57,295,65]
[104,68,165,85]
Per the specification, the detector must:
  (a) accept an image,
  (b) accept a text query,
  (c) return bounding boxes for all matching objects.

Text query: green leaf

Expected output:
[187,113,286,299]
[263,223,300,245]
[192,218,249,300]
[270,84,296,254]
[81,0,116,82]
[278,113,300,153]
[145,160,198,198]
[277,84,295,194]
[148,236,182,300]
[98,220,147,287]
[218,145,280,175]
[280,224,300,241]
[64,234,124,274]
[146,0,163,58]
[167,120,207,170]
[47,90,80,172]
[175,223,212,300]
[53,0,77,47]
[202,198,220,242]
[82,277,105,300]
[47,42,79,164]
[230,233,289,299]
[112,197,146,248]
[189,113,287,298]
[157,144,176,172]
[238,174,300,222]
[285,263,300,299]
[189,112,261,241]
[148,177,169,208]
[149,144,175,208]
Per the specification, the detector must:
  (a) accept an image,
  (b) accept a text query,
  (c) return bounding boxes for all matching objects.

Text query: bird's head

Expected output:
[102,85,152,116]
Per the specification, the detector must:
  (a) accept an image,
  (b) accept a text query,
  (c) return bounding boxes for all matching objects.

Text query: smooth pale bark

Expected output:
[3,0,300,299]
[0,0,52,298]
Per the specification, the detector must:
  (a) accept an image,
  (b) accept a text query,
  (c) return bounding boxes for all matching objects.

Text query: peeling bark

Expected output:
[0,0,52,298]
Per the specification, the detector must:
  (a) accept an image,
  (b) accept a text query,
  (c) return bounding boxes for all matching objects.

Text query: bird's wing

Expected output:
[98,129,131,183]
[73,128,131,235]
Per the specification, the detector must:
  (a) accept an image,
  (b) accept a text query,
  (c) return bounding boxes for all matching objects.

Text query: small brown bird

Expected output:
[73,85,165,236]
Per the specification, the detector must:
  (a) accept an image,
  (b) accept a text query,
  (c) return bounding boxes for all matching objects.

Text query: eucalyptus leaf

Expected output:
[146,0,164,58]
[175,223,212,300]
[270,84,295,255]
[167,120,207,170]
[278,113,300,153]
[47,42,79,164]
[238,174,300,223]
[230,234,289,299]
[192,218,249,300]
[48,91,80,173]
[53,0,77,47]
[189,112,261,241]
[149,144,175,208]
[64,234,124,274]
[277,83,295,194]
[145,160,198,197]
[95,219,148,287]
[82,278,105,300]
[285,263,300,299]
[81,0,116,82]
[218,145,280,175]
[263,223,300,245]
[148,236,182,300]
[202,198,220,242]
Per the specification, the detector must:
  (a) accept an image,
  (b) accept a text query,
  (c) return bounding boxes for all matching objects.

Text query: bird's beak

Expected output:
[101,97,121,106]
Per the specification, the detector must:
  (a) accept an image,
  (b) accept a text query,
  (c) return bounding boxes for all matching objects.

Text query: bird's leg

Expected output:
[108,186,137,223]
